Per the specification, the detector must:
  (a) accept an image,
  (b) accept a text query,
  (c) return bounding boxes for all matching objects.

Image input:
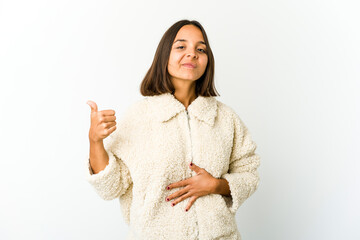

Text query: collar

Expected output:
[146,92,218,126]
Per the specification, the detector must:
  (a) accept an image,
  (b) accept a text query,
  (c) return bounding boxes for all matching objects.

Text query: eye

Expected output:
[175,46,207,53]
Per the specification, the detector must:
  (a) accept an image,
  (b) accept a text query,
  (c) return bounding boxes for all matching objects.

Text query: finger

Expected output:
[101,121,117,129]
[172,192,192,206]
[189,162,202,174]
[100,124,117,136]
[86,100,98,113]
[106,125,117,135]
[167,178,190,190]
[185,196,197,212]
[98,115,117,123]
[100,109,116,116]
[167,186,189,201]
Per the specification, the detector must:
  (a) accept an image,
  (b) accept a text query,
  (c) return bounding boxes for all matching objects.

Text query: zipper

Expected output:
[185,109,199,239]
[185,109,193,163]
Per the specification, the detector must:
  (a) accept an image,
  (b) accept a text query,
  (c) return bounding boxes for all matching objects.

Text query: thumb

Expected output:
[86,100,98,113]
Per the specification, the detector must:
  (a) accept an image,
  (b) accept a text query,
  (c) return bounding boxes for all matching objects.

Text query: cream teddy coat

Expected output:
[85,92,260,240]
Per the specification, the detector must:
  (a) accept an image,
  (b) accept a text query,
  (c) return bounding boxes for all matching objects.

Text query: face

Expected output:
[167,25,208,84]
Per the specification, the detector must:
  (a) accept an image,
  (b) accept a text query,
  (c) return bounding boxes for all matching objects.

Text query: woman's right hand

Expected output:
[86,100,117,142]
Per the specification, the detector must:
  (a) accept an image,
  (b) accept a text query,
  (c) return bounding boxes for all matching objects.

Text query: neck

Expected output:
[171,77,198,110]
[173,90,198,110]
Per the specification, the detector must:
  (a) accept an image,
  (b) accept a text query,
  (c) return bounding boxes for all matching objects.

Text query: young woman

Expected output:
[86,19,260,240]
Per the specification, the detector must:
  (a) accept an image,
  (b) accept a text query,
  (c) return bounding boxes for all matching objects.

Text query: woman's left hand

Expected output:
[165,162,218,212]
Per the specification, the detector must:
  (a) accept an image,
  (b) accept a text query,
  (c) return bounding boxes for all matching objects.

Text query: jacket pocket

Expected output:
[196,194,237,238]
[214,193,234,216]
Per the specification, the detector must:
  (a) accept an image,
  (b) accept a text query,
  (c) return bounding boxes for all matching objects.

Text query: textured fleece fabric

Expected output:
[85,92,260,240]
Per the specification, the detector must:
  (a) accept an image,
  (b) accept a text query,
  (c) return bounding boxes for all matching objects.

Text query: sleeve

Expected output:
[85,121,133,201]
[220,112,261,214]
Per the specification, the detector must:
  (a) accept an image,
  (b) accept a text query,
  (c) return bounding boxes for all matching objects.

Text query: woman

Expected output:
[86,19,260,240]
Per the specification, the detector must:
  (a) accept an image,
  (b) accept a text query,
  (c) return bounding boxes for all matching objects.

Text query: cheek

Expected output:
[168,53,181,67]
[167,55,180,76]
[201,58,208,70]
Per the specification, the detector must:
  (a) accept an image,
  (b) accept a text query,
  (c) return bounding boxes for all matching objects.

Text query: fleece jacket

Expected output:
[85,92,261,240]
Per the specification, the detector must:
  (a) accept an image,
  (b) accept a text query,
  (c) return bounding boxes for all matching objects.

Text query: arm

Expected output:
[213,178,231,197]
[89,139,109,174]
[85,122,133,201]
[219,112,261,214]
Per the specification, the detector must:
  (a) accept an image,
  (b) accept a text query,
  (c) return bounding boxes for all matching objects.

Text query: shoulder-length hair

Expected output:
[140,19,219,97]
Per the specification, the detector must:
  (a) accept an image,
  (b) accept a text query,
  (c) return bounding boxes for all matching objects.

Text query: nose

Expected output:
[186,50,198,59]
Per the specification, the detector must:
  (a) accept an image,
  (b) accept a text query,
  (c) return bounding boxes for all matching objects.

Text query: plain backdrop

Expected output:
[0,0,359,239]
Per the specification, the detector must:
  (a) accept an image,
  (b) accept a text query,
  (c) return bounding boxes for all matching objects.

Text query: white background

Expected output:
[0,0,359,239]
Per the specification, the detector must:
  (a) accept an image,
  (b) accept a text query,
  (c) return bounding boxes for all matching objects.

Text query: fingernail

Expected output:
[185,209,188,212]
[190,162,193,166]
[166,198,169,201]
[167,186,170,190]
[172,203,175,206]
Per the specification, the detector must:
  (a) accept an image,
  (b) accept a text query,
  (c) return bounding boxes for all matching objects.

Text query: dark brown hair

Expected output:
[139,19,219,97]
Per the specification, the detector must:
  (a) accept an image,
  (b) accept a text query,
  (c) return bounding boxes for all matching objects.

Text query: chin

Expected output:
[182,74,201,81]
[170,73,201,82]
[181,79,196,82]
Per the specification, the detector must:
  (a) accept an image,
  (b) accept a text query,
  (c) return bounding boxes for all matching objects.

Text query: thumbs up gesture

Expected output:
[86,100,117,142]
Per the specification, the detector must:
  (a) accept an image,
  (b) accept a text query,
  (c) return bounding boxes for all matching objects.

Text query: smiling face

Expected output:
[167,24,208,84]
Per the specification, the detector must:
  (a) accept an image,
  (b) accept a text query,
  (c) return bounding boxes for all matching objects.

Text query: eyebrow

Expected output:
[173,39,206,46]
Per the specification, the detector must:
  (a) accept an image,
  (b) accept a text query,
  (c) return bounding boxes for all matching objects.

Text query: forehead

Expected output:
[174,25,205,43]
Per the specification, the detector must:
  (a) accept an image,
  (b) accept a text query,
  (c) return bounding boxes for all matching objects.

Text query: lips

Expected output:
[182,63,196,68]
